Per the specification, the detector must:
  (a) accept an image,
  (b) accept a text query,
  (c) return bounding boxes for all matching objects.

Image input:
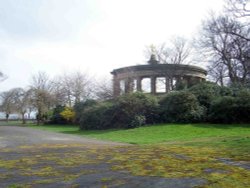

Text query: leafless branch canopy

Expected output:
[0,71,7,82]
[145,36,192,65]
[226,0,250,17]
[197,13,250,85]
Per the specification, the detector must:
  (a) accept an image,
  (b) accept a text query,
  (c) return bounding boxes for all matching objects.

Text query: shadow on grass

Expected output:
[191,123,250,129]
[59,124,250,136]
[60,129,123,136]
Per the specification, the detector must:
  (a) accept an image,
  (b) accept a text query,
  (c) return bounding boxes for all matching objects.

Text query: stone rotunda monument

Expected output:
[111,54,207,97]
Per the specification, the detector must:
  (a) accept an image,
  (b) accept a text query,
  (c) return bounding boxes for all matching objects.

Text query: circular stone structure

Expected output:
[111,55,207,97]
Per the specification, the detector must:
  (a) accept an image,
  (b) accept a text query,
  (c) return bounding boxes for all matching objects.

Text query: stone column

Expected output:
[165,77,170,93]
[125,78,133,93]
[113,76,120,97]
[136,77,142,92]
[176,76,181,85]
[151,76,156,94]
[185,76,191,88]
[193,77,201,84]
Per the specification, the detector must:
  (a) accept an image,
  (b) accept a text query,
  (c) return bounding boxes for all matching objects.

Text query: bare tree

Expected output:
[70,71,93,103]
[207,63,228,86]
[162,37,191,65]
[54,71,93,107]
[0,71,7,82]
[31,72,52,91]
[29,72,54,124]
[0,88,32,124]
[12,88,33,124]
[50,77,68,106]
[145,37,192,65]
[145,36,193,91]
[224,0,250,42]
[197,14,250,85]
[0,89,16,122]
[225,0,250,17]
[94,78,113,101]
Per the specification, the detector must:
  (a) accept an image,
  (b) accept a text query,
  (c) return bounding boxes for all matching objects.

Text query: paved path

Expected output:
[0,126,127,148]
[0,125,207,188]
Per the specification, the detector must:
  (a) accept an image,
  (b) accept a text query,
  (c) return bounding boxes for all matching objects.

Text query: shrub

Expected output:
[175,79,188,90]
[129,115,146,128]
[60,107,75,123]
[74,99,97,123]
[209,89,250,123]
[189,82,232,107]
[189,82,232,120]
[49,105,66,124]
[79,92,159,130]
[234,90,250,123]
[159,91,204,123]
[79,101,115,130]
[114,92,159,128]
[209,96,237,123]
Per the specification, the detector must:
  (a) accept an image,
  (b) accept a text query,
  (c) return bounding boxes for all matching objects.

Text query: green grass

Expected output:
[28,123,250,146]
[0,120,34,126]
[28,124,79,132]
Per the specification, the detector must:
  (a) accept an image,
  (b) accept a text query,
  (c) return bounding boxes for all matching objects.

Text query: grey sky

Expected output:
[0,0,94,39]
[0,0,224,92]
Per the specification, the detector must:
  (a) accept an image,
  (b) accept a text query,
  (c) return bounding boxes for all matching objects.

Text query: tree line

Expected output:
[0,71,112,124]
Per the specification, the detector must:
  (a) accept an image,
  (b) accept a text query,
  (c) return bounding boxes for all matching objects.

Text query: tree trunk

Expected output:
[5,113,9,123]
[22,113,26,124]
[36,110,41,125]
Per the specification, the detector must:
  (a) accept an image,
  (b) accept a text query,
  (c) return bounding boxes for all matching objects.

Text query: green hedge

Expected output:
[114,92,159,128]
[189,82,232,108]
[209,90,250,123]
[77,85,250,130]
[79,102,116,130]
[79,92,159,130]
[159,91,204,123]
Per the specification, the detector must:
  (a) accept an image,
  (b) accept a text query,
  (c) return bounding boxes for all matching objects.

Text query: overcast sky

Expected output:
[0,0,224,92]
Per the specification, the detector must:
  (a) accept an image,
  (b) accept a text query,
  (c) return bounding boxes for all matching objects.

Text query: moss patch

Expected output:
[109,145,250,187]
[0,143,249,187]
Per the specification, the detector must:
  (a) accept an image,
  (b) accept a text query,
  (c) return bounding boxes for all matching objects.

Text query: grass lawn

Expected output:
[0,120,34,126]
[28,123,250,147]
